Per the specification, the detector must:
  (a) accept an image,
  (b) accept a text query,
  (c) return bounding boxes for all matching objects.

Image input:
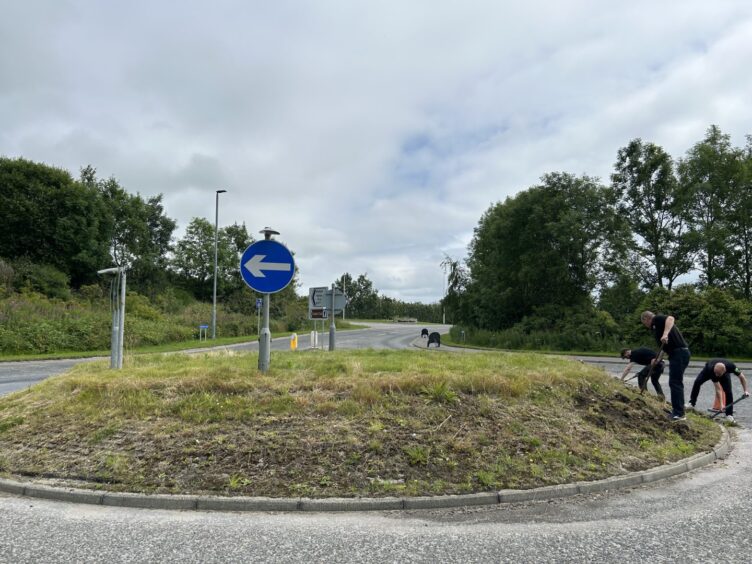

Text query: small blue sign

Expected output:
[240,239,295,294]
[256,298,263,309]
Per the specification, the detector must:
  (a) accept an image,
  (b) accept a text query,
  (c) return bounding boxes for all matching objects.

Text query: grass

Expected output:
[0,349,720,497]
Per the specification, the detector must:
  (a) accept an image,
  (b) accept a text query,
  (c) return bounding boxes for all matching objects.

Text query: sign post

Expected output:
[240,229,295,373]
[328,283,336,351]
[256,297,262,338]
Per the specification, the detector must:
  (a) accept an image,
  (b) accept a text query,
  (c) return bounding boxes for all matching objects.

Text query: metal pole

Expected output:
[110,278,119,369]
[259,293,271,372]
[212,189,226,339]
[442,263,447,324]
[328,283,336,351]
[117,268,126,369]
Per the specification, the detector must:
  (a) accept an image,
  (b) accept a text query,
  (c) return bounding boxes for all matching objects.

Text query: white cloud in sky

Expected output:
[2,0,752,302]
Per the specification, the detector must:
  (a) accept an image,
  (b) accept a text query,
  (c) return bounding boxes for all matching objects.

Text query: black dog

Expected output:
[421,328,429,338]
[427,332,440,347]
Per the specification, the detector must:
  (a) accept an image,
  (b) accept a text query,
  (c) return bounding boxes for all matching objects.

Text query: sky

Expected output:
[2,1,752,303]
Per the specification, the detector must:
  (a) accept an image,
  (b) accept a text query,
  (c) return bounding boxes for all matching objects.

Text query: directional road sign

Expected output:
[240,240,295,293]
[309,287,328,308]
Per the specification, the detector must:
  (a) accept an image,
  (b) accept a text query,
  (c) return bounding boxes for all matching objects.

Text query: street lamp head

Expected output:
[260,227,280,240]
[216,189,227,194]
[97,267,119,275]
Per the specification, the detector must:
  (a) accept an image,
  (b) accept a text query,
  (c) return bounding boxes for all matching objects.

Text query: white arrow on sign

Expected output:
[244,254,292,278]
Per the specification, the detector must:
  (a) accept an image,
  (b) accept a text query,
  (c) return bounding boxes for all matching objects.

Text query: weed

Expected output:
[368,420,385,433]
[228,474,252,489]
[421,381,458,404]
[90,424,119,444]
[368,439,383,453]
[403,445,429,466]
[0,416,23,433]
[475,470,497,488]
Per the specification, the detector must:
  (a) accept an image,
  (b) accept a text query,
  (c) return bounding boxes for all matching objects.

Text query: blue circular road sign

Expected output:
[240,240,295,293]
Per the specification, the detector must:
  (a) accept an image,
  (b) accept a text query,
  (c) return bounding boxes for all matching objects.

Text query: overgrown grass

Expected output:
[0,291,365,359]
[0,349,720,497]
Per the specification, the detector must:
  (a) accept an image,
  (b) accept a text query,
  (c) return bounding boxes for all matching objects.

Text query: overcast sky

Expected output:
[2,1,752,303]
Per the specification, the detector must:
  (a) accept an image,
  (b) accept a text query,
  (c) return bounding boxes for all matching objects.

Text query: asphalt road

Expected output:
[1,326,750,563]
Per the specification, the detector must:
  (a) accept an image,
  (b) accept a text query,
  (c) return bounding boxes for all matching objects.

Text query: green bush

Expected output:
[626,285,752,356]
[12,260,71,300]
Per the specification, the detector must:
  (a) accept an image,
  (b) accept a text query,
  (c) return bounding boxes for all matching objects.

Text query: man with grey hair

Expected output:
[641,310,690,421]
[687,359,749,423]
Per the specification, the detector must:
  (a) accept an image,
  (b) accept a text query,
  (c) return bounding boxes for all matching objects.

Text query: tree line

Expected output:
[443,125,752,355]
[0,157,441,351]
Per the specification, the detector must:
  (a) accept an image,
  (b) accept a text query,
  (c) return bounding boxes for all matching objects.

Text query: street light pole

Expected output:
[212,189,227,339]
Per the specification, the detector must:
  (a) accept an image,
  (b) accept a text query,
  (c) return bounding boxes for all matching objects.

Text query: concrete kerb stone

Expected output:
[24,483,104,505]
[0,424,732,512]
[403,492,498,510]
[713,425,732,459]
[102,492,197,510]
[302,496,406,512]
[0,477,25,496]
[197,496,300,512]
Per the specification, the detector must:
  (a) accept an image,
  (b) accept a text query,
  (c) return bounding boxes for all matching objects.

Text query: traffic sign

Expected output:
[309,287,328,308]
[256,298,263,309]
[240,240,295,293]
[309,307,328,320]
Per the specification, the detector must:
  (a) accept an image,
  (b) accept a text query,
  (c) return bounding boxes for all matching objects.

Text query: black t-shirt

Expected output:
[629,347,658,366]
[704,359,741,381]
[651,314,688,352]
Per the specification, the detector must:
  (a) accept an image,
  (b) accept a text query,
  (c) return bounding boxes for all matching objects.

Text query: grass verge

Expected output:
[0,322,367,362]
[0,349,720,497]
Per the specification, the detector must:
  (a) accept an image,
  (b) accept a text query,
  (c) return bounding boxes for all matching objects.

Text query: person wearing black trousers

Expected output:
[620,347,665,399]
[687,359,750,423]
[641,311,690,421]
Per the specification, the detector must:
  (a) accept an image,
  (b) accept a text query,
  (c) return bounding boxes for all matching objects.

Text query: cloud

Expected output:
[2,0,752,302]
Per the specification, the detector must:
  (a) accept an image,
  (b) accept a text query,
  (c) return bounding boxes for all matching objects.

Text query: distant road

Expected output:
[0,323,450,396]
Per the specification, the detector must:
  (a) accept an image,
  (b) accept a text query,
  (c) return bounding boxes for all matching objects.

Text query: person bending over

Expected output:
[620,347,665,399]
[687,359,750,423]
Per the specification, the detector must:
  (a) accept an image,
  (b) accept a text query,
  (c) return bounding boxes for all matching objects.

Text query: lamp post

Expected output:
[212,189,227,339]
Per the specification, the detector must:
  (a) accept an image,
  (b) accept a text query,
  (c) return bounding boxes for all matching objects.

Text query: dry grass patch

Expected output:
[0,349,720,497]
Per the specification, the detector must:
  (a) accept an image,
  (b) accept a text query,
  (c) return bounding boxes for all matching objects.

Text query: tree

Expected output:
[337,273,379,318]
[80,166,177,294]
[726,135,752,298]
[464,173,624,330]
[611,139,694,290]
[440,255,469,324]
[171,218,219,299]
[0,158,111,287]
[171,218,256,300]
[679,125,745,288]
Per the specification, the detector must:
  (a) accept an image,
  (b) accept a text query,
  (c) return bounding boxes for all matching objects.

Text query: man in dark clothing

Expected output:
[687,359,749,422]
[641,311,690,421]
[620,347,665,399]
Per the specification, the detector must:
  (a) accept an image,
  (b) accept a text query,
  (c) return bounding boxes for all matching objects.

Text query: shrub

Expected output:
[13,260,70,300]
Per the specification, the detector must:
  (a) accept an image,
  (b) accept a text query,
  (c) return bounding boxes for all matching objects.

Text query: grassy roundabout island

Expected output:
[0,350,720,498]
